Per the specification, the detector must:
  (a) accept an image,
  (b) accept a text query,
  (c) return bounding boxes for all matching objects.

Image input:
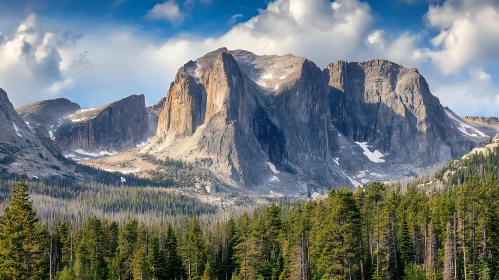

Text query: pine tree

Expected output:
[164,225,183,279]
[74,217,107,280]
[201,262,213,280]
[182,217,206,280]
[399,216,414,267]
[314,188,362,279]
[0,178,47,280]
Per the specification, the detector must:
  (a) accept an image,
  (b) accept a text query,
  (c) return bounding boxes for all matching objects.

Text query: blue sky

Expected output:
[1,0,498,116]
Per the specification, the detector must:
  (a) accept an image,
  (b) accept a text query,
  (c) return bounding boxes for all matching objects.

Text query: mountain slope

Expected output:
[87,49,489,194]
[0,89,77,178]
[18,95,153,161]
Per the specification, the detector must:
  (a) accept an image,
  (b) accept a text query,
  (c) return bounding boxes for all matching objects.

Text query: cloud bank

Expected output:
[1,0,498,116]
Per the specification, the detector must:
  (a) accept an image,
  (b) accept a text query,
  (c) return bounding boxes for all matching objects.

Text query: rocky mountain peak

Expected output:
[1,89,76,178]
[144,49,488,193]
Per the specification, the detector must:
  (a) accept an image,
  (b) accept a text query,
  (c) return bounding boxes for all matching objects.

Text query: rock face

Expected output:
[18,95,153,161]
[55,95,150,155]
[0,89,76,178]
[146,97,166,138]
[17,98,81,139]
[327,60,476,167]
[463,116,499,126]
[145,48,488,194]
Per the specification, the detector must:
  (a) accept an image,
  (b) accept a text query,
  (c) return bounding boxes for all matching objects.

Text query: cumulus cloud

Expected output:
[3,0,499,116]
[431,67,499,116]
[425,0,499,74]
[146,0,184,25]
[144,0,375,70]
[0,13,76,107]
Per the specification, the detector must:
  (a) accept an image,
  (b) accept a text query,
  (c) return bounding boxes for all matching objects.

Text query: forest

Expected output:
[1,148,499,279]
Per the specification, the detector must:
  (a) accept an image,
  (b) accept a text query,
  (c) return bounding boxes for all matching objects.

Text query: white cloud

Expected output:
[3,0,499,117]
[144,0,375,69]
[425,0,499,74]
[146,0,184,24]
[431,67,499,116]
[0,13,74,107]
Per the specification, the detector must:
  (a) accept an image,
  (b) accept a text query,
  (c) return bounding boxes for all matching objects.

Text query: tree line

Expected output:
[2,175,499,279]
[2,148,499,279]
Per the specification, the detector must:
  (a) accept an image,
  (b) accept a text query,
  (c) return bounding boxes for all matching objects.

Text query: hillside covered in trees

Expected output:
[2,148,499,279]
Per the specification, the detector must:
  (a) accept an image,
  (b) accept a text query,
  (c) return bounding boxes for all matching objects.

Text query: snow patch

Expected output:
[445,110,487,138]
[279,76,287,80]
[355,142,385,163]
[346,175,361,187]
[74,149,118,157]
[12,123,22,137]
[269,175,280,182]
[49,130,55,141]
[333,158,340,165]
[274,85,280,91]
[361,179,370,184]
[356,170,368,178]
[267,162,280,174]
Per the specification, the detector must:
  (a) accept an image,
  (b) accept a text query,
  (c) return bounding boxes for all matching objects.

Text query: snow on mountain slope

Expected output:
[444,108,488,138]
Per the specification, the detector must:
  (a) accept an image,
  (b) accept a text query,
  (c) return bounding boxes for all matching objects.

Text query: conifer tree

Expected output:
[0,179,47,280]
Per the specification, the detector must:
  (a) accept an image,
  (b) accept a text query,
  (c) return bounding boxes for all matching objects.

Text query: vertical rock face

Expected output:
[149,49,487,193]
[56,95,150,154]
[152,48,249,186]
[326,60,474,166]
[0,89,74,178]
[17,94,152,161]
[147,97,166,137]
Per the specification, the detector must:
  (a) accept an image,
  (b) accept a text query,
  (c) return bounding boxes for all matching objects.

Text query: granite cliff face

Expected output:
[327,60,476,167]
[463,116,499,126]
[18,95,153,161]
[55,95,150,156]
[143,48,488,194]
[0,89,76,178]
[17,98,81,139]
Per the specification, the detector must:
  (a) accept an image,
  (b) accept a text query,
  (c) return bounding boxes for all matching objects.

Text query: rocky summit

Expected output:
[18,95,154,162]
[3,48,492,195]
[0,89,77,178]
[137,48,488,195]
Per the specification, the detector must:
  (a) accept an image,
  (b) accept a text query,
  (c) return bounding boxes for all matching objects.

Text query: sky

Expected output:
[0,0,498,116]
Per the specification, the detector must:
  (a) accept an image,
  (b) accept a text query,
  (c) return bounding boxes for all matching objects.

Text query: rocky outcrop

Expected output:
[327,60,476,167]
[17,98,81,139]
[143,49,487,194]
[0,89,76,178]
[463,116,499,126]
[55,95,150,155]
[17,95,154,161]
[146,97,166,137]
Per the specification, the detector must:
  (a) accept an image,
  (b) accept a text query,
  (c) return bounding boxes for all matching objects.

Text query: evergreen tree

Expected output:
[201,262,213,280]
[0,179,47,280]
[165,225,184,279]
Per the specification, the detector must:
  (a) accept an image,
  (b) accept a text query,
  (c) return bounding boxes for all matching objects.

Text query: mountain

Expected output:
[113,48,485,194]
[146,97,166,140]
[0,89,77,178]
[17,98,81,139]
[18,95,153,161]
[463,116,499,126]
